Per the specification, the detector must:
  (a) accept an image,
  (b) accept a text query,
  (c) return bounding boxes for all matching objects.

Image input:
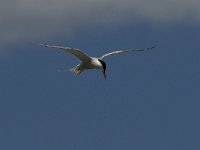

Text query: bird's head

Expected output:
[98,59,107,79]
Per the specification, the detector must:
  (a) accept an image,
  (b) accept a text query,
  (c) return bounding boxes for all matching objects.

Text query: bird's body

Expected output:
[39,44,155,79]
[69,57,102,74]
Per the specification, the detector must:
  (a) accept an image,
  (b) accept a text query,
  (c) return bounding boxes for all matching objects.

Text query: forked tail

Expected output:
[68,65,82,75]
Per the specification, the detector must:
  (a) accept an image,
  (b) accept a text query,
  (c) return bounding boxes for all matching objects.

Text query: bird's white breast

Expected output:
[88,57,102,69]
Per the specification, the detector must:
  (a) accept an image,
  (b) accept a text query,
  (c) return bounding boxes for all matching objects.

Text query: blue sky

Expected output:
[0,0,200,150]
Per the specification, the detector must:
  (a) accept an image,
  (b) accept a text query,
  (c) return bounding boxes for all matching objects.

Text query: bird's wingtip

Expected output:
[38,44,52,48]
[31,43,46,47]
[30,43,42,47]
[38,44,46,47]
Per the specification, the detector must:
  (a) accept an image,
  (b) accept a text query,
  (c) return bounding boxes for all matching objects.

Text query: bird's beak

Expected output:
[102,69,106,79]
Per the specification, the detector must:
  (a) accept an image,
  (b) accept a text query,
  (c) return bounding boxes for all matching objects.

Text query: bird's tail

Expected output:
[68,65,82,75]
[57,67,81,75]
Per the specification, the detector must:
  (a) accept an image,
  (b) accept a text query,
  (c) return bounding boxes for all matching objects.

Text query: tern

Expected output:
[39,44,155,79]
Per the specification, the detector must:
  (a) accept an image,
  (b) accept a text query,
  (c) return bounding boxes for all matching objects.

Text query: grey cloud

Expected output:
[0,0,200,51]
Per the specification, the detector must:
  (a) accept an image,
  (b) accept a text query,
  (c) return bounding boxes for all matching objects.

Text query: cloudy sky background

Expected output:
[1,0,200,49]
[0,0,200,150]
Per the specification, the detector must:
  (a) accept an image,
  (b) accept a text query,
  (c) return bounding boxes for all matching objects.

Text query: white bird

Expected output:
[39,44,155,79]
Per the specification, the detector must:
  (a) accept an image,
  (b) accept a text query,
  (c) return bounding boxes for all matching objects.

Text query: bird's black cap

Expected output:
[98,59,107,79]
[98,59,106,70]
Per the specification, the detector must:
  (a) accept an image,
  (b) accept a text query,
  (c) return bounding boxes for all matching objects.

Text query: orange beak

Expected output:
[102,69,106,79]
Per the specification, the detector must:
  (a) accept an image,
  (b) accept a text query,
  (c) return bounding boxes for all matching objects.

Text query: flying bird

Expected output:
[39,44,155,79]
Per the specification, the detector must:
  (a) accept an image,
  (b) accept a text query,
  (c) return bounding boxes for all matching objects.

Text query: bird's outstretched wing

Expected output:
[99,46,155,60]
[39,44,91,62]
